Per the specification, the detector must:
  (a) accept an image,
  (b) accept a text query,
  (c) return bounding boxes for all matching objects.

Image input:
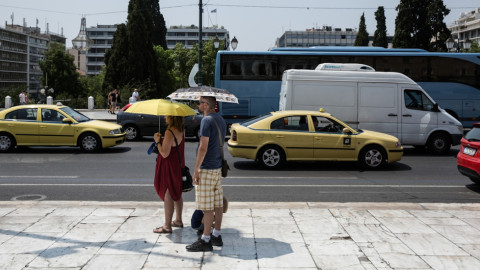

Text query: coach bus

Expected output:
[214,47,480,127]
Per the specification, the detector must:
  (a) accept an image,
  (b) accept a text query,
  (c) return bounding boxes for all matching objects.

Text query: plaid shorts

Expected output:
[195,168,223,211]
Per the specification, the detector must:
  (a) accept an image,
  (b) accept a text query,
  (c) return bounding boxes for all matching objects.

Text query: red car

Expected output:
[457,123,480,184]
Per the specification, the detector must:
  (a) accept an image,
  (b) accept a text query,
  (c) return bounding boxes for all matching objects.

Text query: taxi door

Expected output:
[312,116,356,161]
[38,109,76,145]
[3,108,39,145]
[269,115,313,159]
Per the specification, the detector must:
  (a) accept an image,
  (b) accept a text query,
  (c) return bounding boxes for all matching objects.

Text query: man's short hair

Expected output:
[202,96,216,110]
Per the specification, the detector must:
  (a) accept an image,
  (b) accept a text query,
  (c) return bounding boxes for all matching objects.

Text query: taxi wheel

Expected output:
[0,133,16,152]
[359,145,386,169]
[258,145,285,169]
[124,125,140,141]
[79,133,101,153]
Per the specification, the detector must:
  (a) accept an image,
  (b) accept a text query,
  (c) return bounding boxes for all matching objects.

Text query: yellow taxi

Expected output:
[0,105,126,152]
[227,110,403,169]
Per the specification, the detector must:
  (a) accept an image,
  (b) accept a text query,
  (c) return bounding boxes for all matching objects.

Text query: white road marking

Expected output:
[0,176,79,178]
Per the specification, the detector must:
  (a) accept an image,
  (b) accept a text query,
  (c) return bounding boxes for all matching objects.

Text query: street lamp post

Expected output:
[446,37,472,52]
[231,36,238,51]
[198,0,203,86]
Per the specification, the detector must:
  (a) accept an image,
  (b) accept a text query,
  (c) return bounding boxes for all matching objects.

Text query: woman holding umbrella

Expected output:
[152,115,186,233]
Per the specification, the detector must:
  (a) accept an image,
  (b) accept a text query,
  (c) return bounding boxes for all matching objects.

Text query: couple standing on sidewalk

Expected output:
[152,96,227,252]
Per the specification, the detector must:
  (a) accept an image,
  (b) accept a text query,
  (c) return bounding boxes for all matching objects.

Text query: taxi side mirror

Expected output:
[342,128,352,134]
[62,118,72,124]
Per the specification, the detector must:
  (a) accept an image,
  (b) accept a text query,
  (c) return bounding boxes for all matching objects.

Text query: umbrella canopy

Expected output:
[125,99,196,116]
[167,86,238,104]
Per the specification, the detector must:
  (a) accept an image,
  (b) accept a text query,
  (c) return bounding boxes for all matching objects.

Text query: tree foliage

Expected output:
[373,6,388,48]
[354,13,369,46]
[393,0,450,51]
[104,0,164,99]
[39,43,82,99]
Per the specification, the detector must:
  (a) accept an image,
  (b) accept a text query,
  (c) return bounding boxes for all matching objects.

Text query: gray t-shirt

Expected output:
[198,113,227,169]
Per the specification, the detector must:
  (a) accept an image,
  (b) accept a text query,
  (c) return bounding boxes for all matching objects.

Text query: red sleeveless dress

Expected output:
[154,134,184,201]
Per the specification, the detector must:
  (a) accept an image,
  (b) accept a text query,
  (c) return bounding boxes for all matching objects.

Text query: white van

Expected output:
[279,67,464,153]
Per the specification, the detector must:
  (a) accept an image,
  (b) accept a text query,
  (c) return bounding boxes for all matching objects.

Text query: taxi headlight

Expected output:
[109,129,121,135]
[395,141,402,148]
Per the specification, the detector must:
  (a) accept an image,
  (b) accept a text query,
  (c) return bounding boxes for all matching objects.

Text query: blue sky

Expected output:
[0,0,478,51]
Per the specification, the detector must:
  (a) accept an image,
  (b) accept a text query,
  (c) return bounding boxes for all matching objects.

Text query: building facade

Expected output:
[449,7,480,46]
[166,26,230,49]
[275,27,358,48]
[85,24,116,75]
[0,23,65,97]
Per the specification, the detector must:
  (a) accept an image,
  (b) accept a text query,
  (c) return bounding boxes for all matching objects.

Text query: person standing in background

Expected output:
[132,88,140,102]
[19,91,26,105]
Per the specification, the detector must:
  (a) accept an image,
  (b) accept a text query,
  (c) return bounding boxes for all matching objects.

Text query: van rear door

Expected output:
[357,83,399,139]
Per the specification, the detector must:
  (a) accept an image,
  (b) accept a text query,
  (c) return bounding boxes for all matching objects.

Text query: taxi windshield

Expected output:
[60,107,90,122]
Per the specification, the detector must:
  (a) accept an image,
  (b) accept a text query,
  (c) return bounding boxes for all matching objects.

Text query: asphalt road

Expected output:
[0,138,478,203]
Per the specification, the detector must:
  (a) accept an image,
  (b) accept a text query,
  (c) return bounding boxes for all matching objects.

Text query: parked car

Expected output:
[227,110,403,169]
[0,105,126,152]
[117,104,202,141]
[457,123,480,184]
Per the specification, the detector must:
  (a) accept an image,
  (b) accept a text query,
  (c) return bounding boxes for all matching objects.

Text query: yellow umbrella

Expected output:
[125,99,196,134]
[125,99,196,116]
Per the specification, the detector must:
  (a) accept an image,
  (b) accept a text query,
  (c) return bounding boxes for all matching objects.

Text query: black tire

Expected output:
[124,124,140,141]
[0,133,16,152]
[257,145,285,169]
[427,133,451,154]
[79,133,101,153]
[358,145,387,169]
[469,177,480,185]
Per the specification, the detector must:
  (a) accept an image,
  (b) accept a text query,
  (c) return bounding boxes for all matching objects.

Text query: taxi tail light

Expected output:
[232,130,237,141]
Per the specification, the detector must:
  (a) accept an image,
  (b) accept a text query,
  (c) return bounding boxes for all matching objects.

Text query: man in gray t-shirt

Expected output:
[187,96,227,252]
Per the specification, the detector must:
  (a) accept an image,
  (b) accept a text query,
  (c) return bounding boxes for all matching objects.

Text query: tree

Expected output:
[154,45,176,95]
[373,6,388,48]
[103,24,128,92]
[470,41,480,53]
[149,0,168,49]
[39,43,83,101]
[104,0,167,99]
[354,13,369,46]
[393,0,450,51]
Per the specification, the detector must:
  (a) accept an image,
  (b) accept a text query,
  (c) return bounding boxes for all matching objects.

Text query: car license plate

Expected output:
[463,146,476,156]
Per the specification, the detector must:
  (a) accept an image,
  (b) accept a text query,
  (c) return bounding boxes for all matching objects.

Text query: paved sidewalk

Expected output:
[1,201,480,269]
[76,109,117,122]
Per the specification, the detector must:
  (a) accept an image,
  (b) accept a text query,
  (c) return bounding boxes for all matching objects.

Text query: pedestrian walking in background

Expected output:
[132,88,140,102]
[152,115,185,233]
[108,89,118,114]
[19,91,26,105]
[186,96,227,252]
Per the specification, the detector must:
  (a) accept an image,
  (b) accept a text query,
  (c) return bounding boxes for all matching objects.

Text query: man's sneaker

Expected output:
[211,234,223,246]
[186,239,213,252]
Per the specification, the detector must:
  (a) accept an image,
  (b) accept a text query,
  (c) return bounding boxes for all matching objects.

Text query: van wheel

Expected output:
[124,125,140,141]
[79,133,101,152]
[257,145,285,169]
[0,133,16,152]
[359,145,386,169]
[427,133,451,154]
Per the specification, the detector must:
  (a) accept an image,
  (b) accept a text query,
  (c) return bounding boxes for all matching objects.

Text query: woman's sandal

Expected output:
[171,220,184,228]
[153,226,172,234]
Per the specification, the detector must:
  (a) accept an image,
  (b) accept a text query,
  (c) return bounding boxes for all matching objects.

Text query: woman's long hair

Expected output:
[167,116,185,132]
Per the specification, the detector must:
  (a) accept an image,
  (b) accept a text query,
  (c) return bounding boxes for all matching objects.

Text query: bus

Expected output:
[214,47,480,127]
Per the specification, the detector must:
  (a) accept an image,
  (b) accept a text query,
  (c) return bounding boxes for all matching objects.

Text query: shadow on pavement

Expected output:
[13,146,132,154]
[233,160,411,172]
